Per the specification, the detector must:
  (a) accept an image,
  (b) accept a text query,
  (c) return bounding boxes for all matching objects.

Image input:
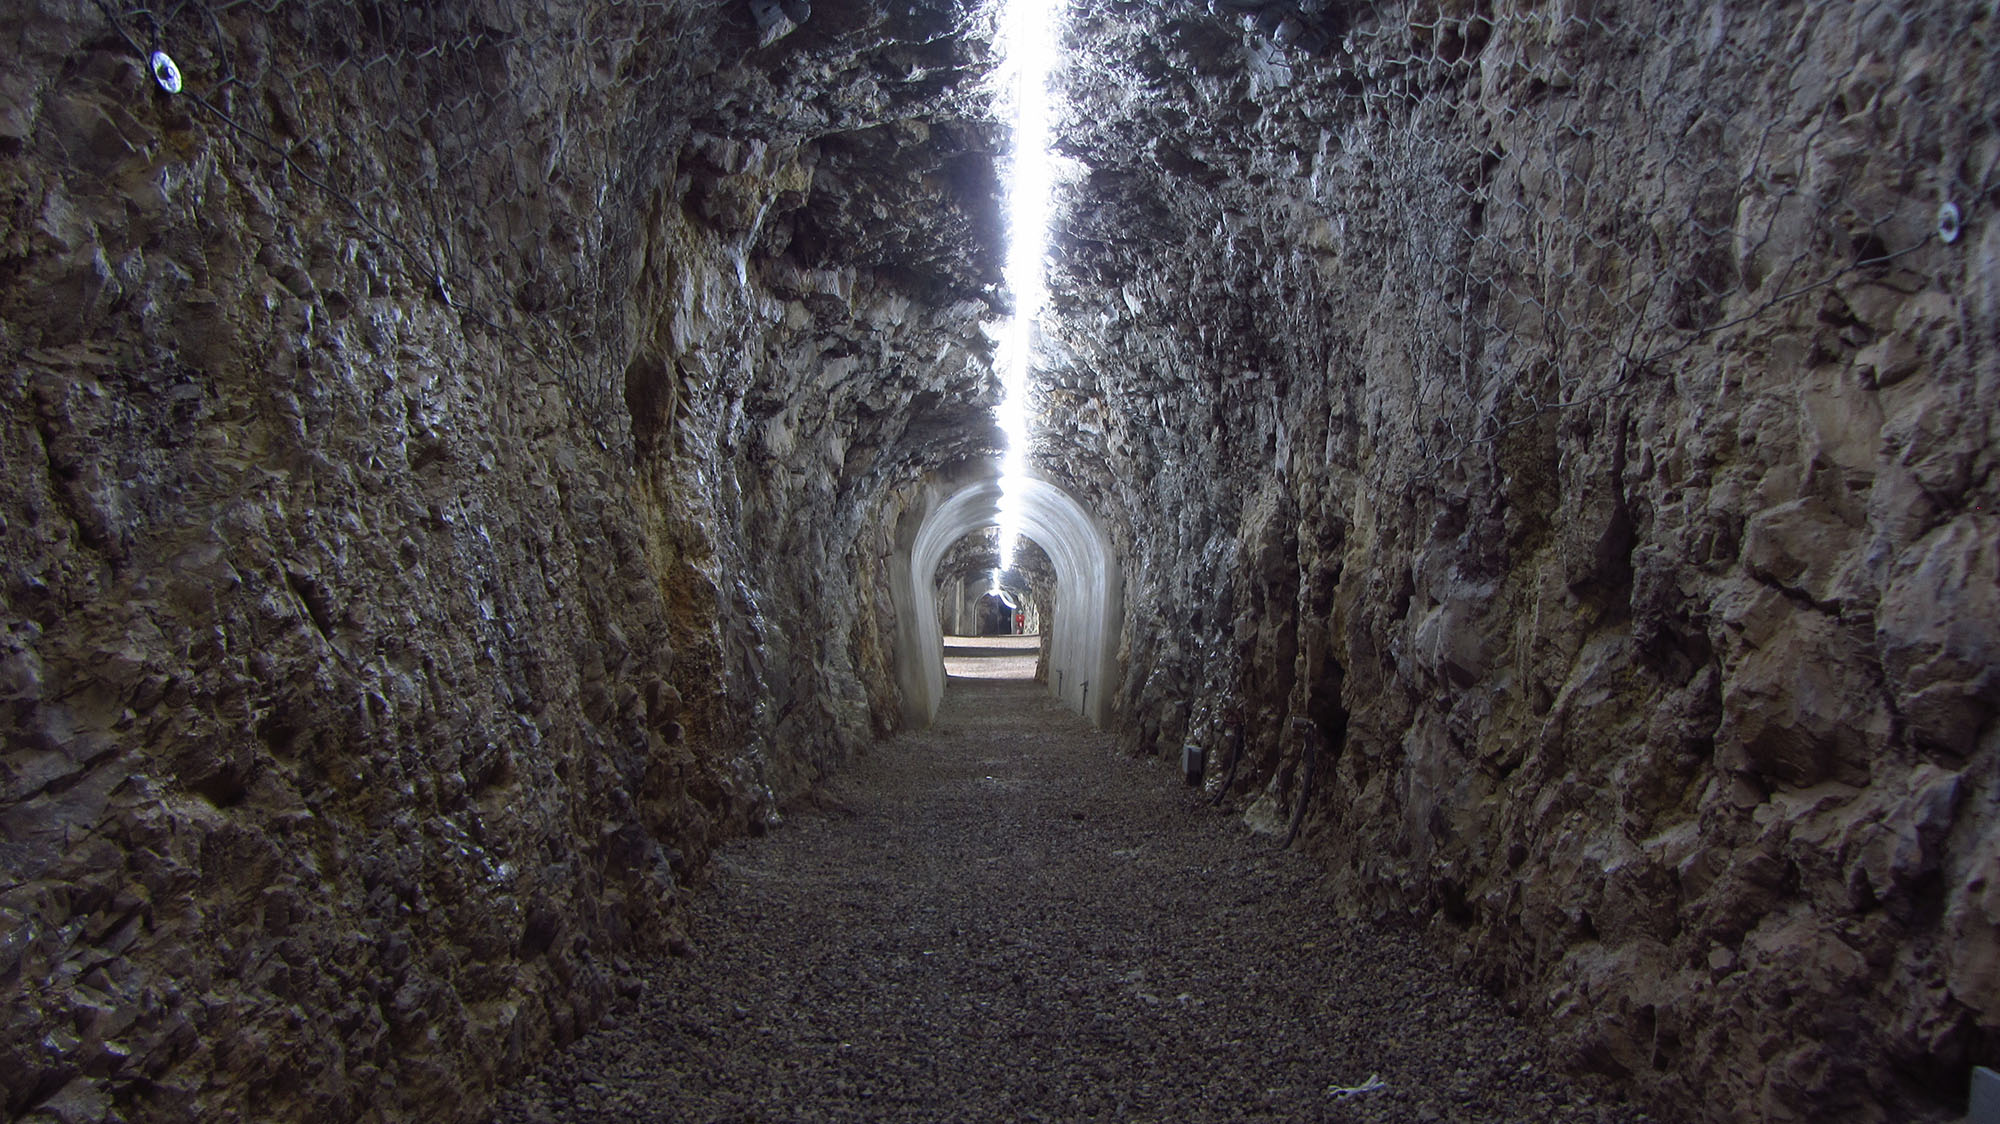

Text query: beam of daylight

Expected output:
[993,0,1065,571]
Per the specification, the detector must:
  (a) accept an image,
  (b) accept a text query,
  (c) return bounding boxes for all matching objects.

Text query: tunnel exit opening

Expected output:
[930,525,1047,641]
[977,590,1022,636]
[892,473,1120,727]
[928,529,1051,685]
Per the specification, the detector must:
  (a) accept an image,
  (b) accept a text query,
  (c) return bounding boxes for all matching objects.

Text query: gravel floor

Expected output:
[493,650,1657,1124]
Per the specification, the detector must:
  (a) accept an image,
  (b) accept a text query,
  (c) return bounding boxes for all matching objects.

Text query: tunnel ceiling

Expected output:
[665,0,1313,506]
[622,0,1351,519]
[671,0,1334,513]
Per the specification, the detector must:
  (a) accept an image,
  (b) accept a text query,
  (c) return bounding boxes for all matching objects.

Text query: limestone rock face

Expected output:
[1045,2,1999,1120]
[0,0,1000,1120]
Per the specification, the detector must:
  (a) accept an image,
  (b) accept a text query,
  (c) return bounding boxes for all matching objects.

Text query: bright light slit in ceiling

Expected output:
[993,0,1064,571]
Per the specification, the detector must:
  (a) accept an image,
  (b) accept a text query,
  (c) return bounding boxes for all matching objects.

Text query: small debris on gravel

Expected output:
[493,663,1657,1124]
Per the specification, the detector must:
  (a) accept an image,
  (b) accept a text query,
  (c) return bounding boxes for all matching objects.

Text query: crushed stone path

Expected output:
[493,646,1654,1124]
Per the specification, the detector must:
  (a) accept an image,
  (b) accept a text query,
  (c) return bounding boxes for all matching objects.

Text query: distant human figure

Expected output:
[1015,610,1025,634]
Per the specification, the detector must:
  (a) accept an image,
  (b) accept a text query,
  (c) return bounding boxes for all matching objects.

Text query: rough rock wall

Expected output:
[1,1,1001,1120]
[1043,1,1999,1120]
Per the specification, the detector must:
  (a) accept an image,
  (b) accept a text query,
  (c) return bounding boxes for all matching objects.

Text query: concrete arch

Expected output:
[892,474,1121,727]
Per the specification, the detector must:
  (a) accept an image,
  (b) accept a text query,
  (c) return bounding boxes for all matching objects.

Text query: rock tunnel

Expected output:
[896,472,1120,726]
[1,0,1997,1121]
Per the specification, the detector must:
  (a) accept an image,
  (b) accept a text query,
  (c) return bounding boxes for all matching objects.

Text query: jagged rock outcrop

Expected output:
[1045,2,1998,1121]
[1,1,1001,1120]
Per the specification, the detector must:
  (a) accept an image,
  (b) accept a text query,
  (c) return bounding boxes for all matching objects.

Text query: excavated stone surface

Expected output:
[1,1,1003,1120]
[1042,2,1999,1122]
[4,0,1996,1121]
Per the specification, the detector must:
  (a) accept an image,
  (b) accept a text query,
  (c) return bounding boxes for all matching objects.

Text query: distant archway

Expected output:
[892,474,1121,727]
[930,528,1046,638]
